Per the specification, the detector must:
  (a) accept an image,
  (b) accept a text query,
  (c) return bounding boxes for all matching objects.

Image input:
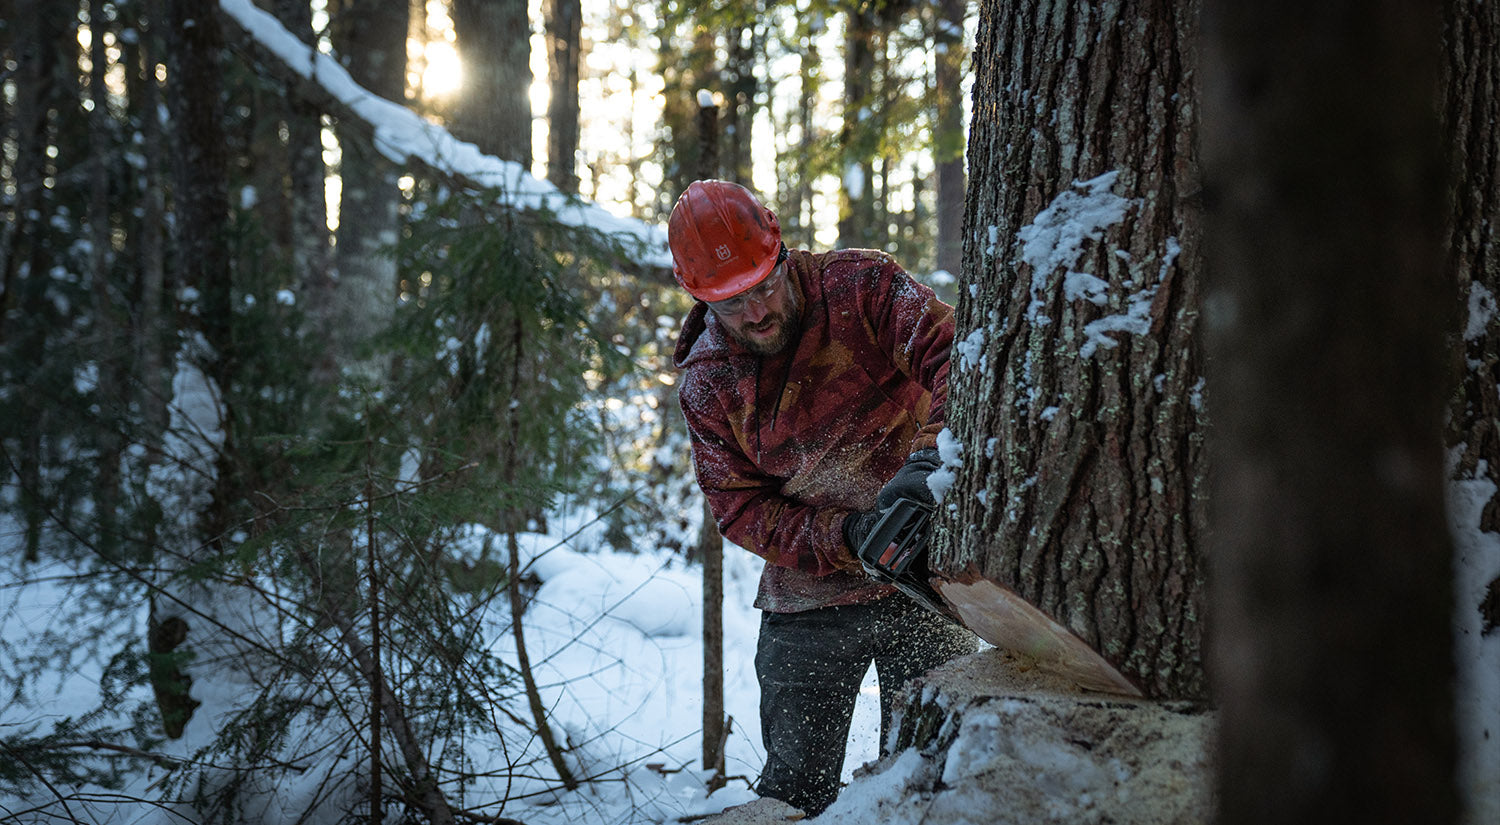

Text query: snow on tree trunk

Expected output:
[932,0,1207,701]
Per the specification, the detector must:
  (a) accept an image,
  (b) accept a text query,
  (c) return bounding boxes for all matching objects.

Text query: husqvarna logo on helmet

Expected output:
[714,244,733,261]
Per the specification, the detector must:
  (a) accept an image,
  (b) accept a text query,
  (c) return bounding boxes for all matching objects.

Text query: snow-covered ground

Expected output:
[3,479,1496,824]
[0,508,887,824]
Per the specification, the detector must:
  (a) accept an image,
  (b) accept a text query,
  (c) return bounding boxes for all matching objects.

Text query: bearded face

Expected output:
[714,264,803,356]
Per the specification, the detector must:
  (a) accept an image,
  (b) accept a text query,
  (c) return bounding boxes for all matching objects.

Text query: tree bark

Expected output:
[88,0,126,555]
[272,0,332,378]
[134,0,170,441]
[1201,2,1457,822]
[934,0,1206,701]
[157,0,235,738]
[723,17,759,186]
[694,97,727,777]
[4,0,72,563]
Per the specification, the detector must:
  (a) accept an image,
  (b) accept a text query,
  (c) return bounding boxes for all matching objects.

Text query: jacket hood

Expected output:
[672,301,717,371]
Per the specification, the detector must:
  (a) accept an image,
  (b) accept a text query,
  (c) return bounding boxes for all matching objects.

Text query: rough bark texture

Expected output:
[1442,7,1500,822]
[1446,0,1500,511]
[1201,3,1457,823]
[933,0,1206,701]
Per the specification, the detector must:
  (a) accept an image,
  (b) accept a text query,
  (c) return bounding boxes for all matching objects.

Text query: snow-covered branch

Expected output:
[214,0,671,272]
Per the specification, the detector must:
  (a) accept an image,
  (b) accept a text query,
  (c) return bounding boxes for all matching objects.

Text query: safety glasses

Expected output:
[708,247,789,317]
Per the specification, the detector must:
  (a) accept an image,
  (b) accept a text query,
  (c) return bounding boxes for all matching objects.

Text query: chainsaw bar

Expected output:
[855,496,1143,697]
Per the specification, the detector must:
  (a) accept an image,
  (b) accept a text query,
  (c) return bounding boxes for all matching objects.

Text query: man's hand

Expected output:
[842,509,882,558]
[876,448,942,510]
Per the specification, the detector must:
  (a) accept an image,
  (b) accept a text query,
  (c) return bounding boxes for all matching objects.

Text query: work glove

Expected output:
[876,448,942,510]
[842,509,882,558]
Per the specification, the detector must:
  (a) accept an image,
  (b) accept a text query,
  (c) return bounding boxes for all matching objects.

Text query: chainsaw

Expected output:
[854,496,1144,697]
[853,497,959,624]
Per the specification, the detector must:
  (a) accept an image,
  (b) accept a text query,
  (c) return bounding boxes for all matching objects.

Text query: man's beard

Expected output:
[724,286,802,356]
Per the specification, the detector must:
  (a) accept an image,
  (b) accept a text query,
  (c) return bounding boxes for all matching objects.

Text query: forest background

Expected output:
[3,0,1499,824]
[0,0,976,821]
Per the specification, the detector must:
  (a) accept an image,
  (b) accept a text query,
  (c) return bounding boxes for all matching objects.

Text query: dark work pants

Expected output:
[753,594,978,815]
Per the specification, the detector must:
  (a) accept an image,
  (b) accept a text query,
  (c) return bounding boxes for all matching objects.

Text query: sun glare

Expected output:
[421,40,464,98]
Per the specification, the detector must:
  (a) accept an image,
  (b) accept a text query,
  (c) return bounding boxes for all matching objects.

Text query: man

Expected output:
[670,180,977,815]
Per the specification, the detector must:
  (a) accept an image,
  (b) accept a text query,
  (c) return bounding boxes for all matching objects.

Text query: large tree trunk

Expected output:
[933,0,1206,702]
[1201,2,1457,823]
[1443,7,1500,823]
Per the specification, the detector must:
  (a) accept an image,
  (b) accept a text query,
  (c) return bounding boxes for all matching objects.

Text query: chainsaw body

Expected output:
[853,497,959,623]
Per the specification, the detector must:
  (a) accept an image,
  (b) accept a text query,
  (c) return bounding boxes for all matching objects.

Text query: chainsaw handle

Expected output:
[854,497,932,581]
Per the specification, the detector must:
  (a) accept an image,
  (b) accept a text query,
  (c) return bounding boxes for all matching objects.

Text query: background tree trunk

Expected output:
[694,97,727,779]
[546,0,581,193]
[838,1,878,250]
[133,0,171,441]
[933,0,1206,701]
[722,15,759,186]
[1201,2,1457,823]
[156,0,235,738]
[88,0,126,554]
[273,0,332,362]
[330,0,407,367]
[5,0,73,563]
[933,0,966,278]
[452,0,532,166]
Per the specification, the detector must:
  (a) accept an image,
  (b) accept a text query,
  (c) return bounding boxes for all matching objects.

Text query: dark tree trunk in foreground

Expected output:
[934,0,1206,701]
[1201,3,1457,823]
[1443,6,1500,820]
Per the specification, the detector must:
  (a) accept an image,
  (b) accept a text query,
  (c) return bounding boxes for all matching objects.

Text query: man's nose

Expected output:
[741,298,770,324]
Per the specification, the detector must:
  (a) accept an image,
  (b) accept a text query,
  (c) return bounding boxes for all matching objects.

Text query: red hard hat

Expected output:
[668,180,782,302]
